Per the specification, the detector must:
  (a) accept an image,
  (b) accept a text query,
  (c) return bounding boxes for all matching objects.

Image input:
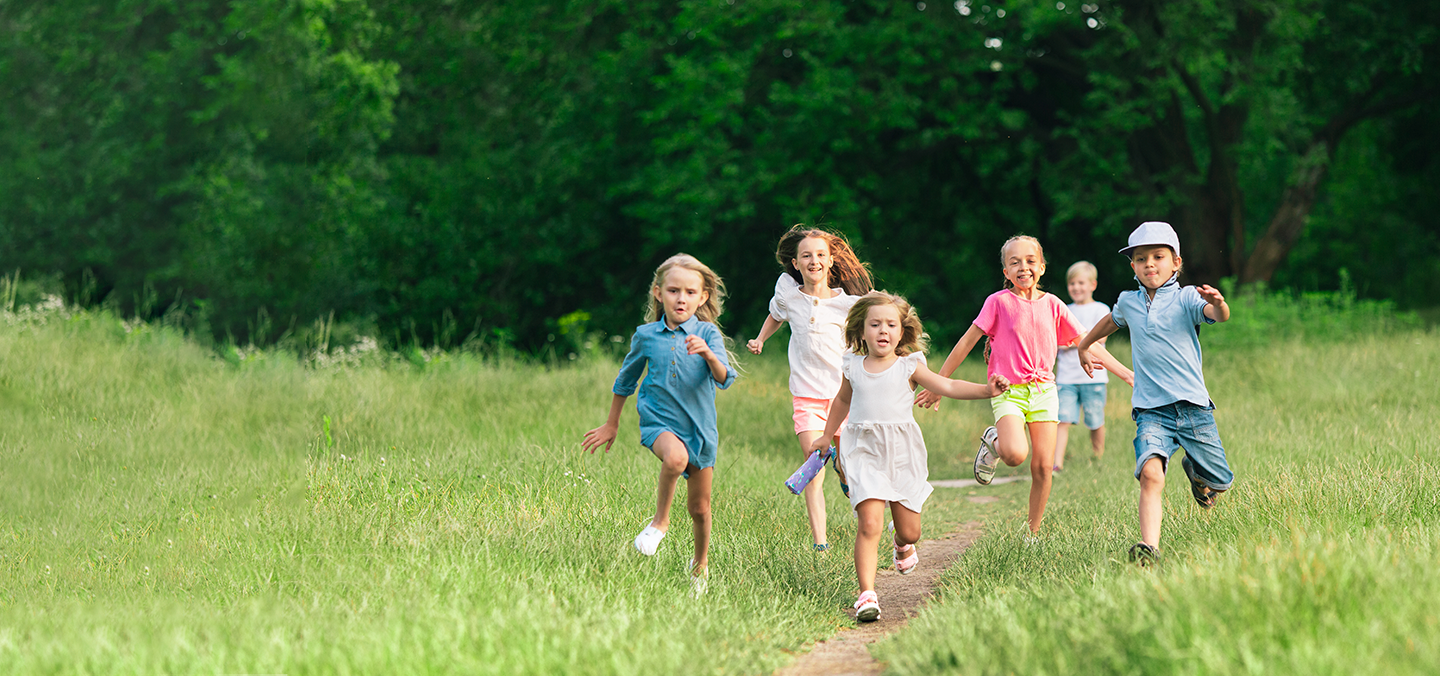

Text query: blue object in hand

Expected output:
[785,445,836,495]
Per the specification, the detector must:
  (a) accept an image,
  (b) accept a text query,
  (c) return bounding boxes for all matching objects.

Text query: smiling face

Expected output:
[1067,274,1097,304]
[1129,245,1181,290]
[653,267,709,327]
[792,236,833,288]
[1002,239,1046,292]
[862,303,903,359]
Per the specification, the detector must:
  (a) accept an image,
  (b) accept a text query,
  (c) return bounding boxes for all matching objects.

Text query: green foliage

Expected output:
[1205,273,1423,349]
[0,0,1435,351]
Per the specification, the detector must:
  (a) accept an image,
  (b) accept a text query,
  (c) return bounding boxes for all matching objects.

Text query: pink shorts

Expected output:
[792,396,846,436]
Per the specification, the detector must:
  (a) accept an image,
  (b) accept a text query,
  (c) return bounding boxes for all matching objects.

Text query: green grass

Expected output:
[0,309,1018,674]
[876,333,1440,674]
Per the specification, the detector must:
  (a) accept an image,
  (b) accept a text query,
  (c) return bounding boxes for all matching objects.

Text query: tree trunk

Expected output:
[1240,140,1331,285]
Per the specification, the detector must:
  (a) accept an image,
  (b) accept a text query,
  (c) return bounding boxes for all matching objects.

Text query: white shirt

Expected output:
[768,274,857,399]
[1055,301,1112,384]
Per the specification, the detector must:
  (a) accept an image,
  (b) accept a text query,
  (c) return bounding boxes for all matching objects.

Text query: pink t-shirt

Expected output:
[973,290,1084,385]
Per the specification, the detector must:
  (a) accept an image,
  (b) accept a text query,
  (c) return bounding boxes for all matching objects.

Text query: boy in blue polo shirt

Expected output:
[1075,221,1233,565]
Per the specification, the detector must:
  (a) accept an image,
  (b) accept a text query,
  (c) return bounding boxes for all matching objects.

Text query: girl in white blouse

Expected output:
[807,292,1008,621]
[747,225,872,552]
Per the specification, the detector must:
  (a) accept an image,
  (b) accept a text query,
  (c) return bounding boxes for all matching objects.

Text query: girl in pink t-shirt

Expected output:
[916,235,1127,533]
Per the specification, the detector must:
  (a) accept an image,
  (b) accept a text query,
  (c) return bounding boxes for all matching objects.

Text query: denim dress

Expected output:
[613,316,736,472]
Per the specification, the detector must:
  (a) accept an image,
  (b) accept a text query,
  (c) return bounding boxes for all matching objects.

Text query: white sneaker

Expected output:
[634,524,666,556]
[974,426,1000,485]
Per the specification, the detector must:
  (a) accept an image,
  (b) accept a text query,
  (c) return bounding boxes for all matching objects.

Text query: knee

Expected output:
[857,515,884,539]
[688,497,711,521]
[895,522,921,545]
[661,451,688,474]
[1139,460,1166,486]
[1031,462,1053,481]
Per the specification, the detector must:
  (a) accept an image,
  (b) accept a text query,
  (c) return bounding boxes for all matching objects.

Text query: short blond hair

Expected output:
[843,291,929,357]
[1066,261,1098,283]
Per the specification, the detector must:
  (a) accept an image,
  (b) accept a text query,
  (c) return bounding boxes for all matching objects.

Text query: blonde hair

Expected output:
[843,291,929,357]
[775,224,874,296]
[1000,235,1047,291]
[645,254,727,328]
[1066,260,1098,283]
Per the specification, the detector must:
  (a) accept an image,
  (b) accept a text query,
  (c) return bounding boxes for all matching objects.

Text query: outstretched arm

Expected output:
[1089,342,1134,386]
[915,324,986,409]
[911,361,1009,401]
[1076,314,1120,379]
[746,315,785,354]
[1198,285,1231,323]
[806,378,853,454]
[581,394,629,453]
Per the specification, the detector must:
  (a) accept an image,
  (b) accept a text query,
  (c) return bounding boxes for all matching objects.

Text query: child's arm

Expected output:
[806,378,852,453]
[1089,342,1135,386]
[1076,314,1120,379]
[1197,285,1230,323]
[911,361,1009,400]
[915,324,986,409]
[686,332,735,387]
[582,394,629,453]
[746,315,785,355]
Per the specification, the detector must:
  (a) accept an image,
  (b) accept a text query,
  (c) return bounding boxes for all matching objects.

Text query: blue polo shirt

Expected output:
[1110,275,1216,409]
[614,315,736,470]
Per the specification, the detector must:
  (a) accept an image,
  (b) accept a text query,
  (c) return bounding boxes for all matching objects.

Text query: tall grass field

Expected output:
[0,294,1434,674]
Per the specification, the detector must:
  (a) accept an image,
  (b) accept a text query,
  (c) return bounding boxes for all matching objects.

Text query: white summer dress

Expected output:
[839,351,933,513]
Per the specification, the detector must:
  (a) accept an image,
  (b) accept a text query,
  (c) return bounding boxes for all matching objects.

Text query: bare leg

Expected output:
[994,414,1030,467]
[1090,425,1106,459]
[853,499,886,593]
[1138,457,1165,547]
[686,466,713,570]
[797,430,828,546]
[648,432,689,531]
[890,502,922,552]
[1026,421,1057,532]
[1055,422,1072,469]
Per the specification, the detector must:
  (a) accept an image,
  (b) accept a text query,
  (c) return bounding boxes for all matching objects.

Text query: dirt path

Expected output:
[772,521,984,676]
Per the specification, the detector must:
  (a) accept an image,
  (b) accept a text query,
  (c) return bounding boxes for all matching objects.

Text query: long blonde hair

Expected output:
[775,224,874,296]
[645,254,727,327]
[843,291,929,357]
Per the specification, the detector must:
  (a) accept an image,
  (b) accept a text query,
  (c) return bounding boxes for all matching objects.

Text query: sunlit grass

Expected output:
[876,333,1440,675]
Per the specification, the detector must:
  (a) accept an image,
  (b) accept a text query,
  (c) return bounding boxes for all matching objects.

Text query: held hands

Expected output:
[1079,348,1099,379]
[581,422,618,454]
[746,337,764,355]
[984,374,1010,398]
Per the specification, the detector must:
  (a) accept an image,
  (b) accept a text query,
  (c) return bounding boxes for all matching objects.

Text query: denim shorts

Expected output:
[1058,383,1107,430]
[1132,401,1233,489]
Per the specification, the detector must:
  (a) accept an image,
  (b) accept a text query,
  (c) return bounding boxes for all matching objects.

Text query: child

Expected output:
[747,224,873,552]
[582,253,737,594]
[916,236,1129,534]
[1054,261,1134,471]
[1076,221,1233,565]
[807,292,1007,622]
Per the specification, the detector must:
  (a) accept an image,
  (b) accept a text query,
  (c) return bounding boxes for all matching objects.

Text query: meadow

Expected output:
[0,297,1434,674]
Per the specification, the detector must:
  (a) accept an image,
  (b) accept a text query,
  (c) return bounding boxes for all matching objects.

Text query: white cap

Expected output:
[1119,221,1181,257]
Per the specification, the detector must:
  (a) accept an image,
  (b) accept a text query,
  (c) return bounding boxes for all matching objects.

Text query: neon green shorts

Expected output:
[990,381,1060,423]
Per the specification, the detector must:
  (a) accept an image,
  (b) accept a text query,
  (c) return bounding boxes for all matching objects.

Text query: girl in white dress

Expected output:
[748,225,873,552]
[808,291,1008,622]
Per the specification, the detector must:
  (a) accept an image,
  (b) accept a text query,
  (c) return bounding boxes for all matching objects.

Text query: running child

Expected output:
[807,292,1007,622]
[1076,221,1233,565]
[582,254,737,595]
[915,235,1129,534]
[1054,261,1134,471]
[747,224,873,552]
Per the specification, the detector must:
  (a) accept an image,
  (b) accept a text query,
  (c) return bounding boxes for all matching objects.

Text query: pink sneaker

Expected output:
[853,590,881,622]
[894,543,918,575]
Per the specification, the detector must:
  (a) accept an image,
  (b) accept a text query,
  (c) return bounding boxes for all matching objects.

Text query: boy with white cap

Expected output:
[1074,221,1233,565]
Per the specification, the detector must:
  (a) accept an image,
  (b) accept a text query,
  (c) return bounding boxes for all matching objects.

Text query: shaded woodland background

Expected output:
[2,0,1435,350]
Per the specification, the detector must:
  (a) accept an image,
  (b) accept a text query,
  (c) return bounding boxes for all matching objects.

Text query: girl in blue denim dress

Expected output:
[582,254,736,595]
[1076,222,1234,566]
